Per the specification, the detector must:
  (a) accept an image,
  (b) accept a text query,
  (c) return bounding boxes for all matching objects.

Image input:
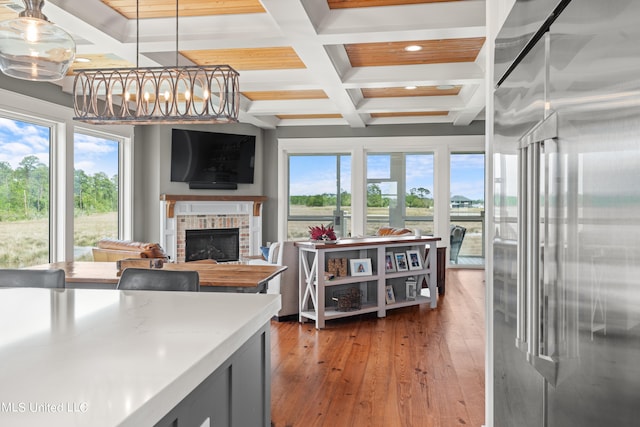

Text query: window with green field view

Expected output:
[0,117,51,268]
[366,153,434,236]
[73,132,120,261]
[450,153,485,263]
[288,154,351,240]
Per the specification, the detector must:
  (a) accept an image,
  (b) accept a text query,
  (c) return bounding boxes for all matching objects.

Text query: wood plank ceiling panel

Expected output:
[371,111,449,117]
[243,90,328,101]
[67,54,134,74]
[182,47,306,71]
[277,114,342,119]
[328,0,463,8]
[362,85,461,98]
[345,37,485,67]
[101,0,265,19]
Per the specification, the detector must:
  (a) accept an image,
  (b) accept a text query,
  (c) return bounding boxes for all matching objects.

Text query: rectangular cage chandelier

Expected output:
[72,65,240,124]
[72,0,239,125]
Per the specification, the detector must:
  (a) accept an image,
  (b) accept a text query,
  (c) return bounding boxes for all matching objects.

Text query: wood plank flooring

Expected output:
[270,269,485,427]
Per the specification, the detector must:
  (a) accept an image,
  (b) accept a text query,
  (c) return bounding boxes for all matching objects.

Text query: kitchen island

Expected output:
[0,288,281,427]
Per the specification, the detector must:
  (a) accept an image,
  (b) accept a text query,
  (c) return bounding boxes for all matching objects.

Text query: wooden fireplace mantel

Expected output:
[160,194,267,218]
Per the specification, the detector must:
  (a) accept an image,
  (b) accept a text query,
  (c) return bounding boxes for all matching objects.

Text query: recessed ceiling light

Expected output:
[436,85,455,90]
[405,86,418,90]
[404,45,422,52]
[74,57,91,63]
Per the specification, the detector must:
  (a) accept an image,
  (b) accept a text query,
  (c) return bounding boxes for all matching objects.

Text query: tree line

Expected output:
[0,155,117,221]
[291,184,434,208]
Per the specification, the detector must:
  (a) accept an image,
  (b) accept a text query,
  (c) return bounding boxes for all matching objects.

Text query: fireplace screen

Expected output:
[185,228,239,262]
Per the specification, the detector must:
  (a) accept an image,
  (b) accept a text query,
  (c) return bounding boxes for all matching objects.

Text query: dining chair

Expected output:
[0,269,65,289]
[117,268,200,291]
[449,225,467,264]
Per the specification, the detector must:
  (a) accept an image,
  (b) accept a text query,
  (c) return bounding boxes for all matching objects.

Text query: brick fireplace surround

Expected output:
[159,194,266,263]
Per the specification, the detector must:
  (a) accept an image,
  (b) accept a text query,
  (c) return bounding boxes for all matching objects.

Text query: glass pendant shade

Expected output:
[0,5,75,81]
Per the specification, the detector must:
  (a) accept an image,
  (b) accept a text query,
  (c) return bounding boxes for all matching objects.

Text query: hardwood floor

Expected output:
[270,269,485,427]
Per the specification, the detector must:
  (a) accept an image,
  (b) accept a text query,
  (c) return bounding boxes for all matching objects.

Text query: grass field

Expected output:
[0,206,484,268]
[288,205,485,258]
[0,212,117,268]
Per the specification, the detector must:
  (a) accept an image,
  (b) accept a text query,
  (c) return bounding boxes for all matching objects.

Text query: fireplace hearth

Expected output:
[185,228,239,262]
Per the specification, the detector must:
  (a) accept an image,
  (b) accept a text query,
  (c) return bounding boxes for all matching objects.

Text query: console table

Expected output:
[0,288,280,427]
[296,235,441,328]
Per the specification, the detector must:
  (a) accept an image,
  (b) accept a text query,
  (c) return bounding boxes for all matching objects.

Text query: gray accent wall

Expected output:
[134,121,485,246]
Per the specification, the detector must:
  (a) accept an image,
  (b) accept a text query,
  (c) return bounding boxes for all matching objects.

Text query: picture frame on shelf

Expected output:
[394,252,409,272]
[384,252,396,273]
[350,258,372,276]
[406,249,423,271]
[385,285,396,304]
[406,277,417,301]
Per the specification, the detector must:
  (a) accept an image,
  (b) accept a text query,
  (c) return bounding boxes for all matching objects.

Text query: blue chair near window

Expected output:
[0,269,65,288]
[450,225,466,264]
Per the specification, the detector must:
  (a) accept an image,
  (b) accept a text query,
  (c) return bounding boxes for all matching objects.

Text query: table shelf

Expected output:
[296,236,440,329]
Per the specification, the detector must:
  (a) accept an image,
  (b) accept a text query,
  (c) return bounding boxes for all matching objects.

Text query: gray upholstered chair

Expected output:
[450,225,467,264]
[117,268,200,291]
[0,269,65,288]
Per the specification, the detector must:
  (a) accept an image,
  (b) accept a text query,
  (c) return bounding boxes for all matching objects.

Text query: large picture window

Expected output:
[74,132,121,261]
[0,116,51,267]
[366,153,434,235]
[287,154,351,240]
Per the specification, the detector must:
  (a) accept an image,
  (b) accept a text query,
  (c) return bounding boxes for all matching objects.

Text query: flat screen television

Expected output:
[171,129,256,187]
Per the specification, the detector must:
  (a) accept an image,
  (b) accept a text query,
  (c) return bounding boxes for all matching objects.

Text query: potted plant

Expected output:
[308,224,337,243]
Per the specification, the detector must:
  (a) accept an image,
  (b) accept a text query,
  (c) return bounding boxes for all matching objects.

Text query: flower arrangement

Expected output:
[308,224,337,241]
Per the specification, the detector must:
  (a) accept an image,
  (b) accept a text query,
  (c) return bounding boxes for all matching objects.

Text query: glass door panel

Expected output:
[450,153,485,265]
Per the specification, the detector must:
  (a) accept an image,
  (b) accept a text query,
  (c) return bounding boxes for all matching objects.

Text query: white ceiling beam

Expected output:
[260,0,366,128]
[343,63,485,89]
[318,1,485,36]
[358,96,466,113]
[246,99,338,115]
[452,84,485,126]
[238,70,318,91]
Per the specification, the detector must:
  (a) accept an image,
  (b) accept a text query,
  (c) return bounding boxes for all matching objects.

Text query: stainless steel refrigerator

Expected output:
[493,0,640,425]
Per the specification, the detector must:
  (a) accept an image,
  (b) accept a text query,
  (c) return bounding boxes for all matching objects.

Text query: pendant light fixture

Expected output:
[0,0,76,81]
[72,0,239,125]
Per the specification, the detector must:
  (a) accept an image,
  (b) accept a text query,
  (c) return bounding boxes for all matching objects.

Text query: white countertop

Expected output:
[0,288,281,427]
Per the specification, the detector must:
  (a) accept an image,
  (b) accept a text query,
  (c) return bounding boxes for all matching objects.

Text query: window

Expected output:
[0,116,52,267]
[366,153,434,235]
[74,132,121,261]
[450,153,485,264]
[287,154,351,240]
[278,135,484,243]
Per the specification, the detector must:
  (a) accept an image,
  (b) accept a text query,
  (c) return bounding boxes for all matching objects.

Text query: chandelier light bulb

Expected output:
[25,20,39,43]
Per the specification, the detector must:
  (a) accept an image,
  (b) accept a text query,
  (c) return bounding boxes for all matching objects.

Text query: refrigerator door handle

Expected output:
[515,144,529,352]
[518,112,580,387]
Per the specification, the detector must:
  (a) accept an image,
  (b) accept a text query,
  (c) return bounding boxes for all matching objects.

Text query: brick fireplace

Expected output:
[159,194,266,263]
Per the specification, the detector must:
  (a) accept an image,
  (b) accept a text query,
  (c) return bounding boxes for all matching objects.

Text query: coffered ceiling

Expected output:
[1,0,486,128]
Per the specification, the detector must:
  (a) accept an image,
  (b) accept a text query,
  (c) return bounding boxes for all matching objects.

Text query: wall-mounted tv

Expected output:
[171,129,256,189]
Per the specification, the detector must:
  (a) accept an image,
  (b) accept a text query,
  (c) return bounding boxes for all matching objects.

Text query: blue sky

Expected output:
[290,153,484,200]
[0,117,119,177]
